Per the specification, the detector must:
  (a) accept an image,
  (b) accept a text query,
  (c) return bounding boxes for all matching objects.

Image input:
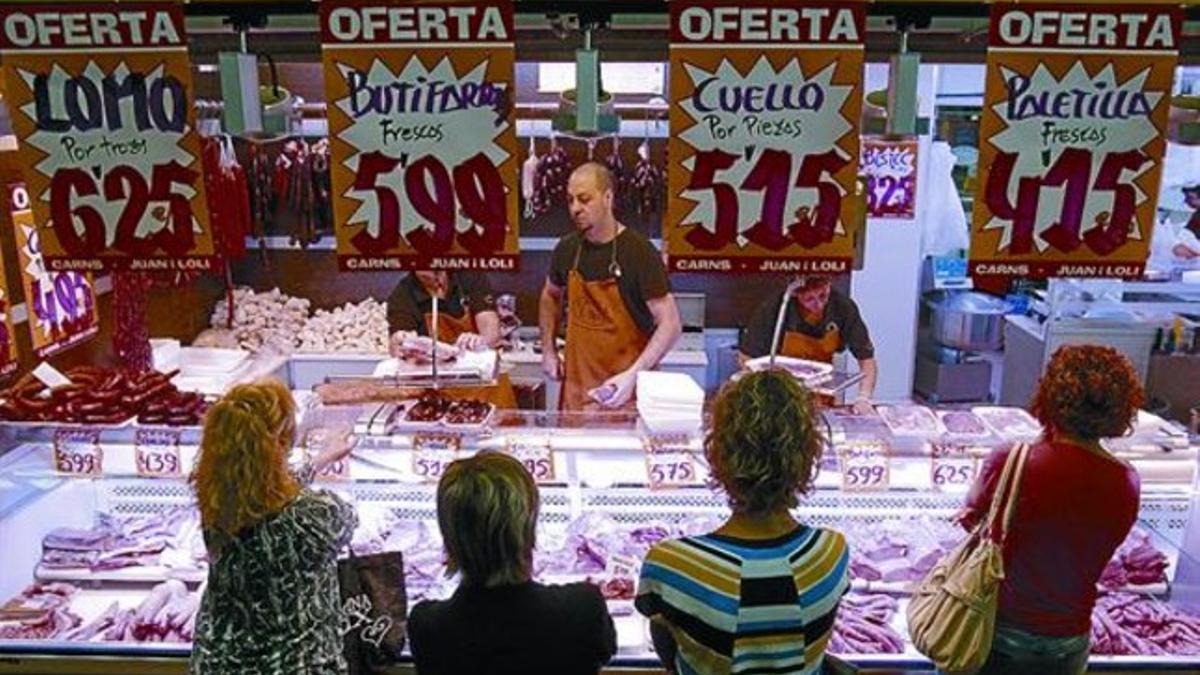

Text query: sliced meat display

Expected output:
[937,410,990,437]
[829,593,905,655]
[1092,592,1200,656]
[974,406,1042,438]
[877,404,943,436]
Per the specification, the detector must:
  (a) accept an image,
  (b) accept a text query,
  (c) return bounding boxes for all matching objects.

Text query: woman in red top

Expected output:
[958,345,1143,675]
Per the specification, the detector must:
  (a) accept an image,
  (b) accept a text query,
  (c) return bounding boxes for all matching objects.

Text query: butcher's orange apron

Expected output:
[780,302,841,406]
[562,237,648,412]
[423,308,517,409]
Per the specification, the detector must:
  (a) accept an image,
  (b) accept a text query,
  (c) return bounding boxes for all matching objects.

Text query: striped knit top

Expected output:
[635,525,850,675]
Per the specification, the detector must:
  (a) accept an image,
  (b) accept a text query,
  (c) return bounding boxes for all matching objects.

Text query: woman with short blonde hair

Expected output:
[409,452,616,674]
[190,379,356,675]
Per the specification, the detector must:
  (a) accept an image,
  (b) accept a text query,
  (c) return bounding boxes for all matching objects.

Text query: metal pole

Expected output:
[431,290,440,389]
[769,277,806,367]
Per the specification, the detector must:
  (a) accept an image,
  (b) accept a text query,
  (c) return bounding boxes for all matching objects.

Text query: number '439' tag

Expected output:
[135,428,182,478]
[838,440,890,492]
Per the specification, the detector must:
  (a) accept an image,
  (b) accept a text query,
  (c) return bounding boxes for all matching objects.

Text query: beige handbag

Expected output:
[906,443,1030,675]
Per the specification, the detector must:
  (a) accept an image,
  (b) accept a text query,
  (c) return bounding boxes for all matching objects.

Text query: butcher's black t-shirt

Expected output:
[739,289,875,360]
[547,228,670,336]
[408,581,617,675]
[385,272,495,336]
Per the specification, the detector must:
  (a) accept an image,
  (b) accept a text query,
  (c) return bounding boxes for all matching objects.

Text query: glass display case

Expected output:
[1,395,1198,674]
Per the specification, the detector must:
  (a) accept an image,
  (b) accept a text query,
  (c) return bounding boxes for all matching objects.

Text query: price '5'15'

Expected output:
[351,151,508,256]
[49,162,200,258]
[684,148,849,251]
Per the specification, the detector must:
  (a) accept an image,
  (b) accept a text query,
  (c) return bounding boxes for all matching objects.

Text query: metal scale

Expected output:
[913,256,997,403]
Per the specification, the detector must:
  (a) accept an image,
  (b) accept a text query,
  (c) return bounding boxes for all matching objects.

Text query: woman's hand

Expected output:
[312,427,356,473]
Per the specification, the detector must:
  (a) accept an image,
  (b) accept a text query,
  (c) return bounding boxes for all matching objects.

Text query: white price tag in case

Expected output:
[305,429,351,481]
[412,433,462,483]
[134,429,182,478]
[930,443,981,492]
[505,436,555,483]
[838,441,890,492]
[643,433,702,490]
[52,428,102,476]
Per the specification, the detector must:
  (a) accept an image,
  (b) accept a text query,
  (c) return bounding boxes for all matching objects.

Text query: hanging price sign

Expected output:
[52,428,102,476]
[320,0,520,272]
[8,182,99,359]
[862,137,917,219]
[412,432,462,483]
[0,3,214,272]
[643,433,702,490]
[837,440,889,492]
[929,442,982,493]
[134,428,182,478]
[666,1,865,274]
[969,3,1182,279]
[505,435,555,483]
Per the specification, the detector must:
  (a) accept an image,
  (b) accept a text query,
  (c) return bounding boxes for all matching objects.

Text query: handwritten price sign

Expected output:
[0,3,215,272]
[667,1,865,274]
[304,428,352,481]
[135,428,182,478]
[320,1,520,271]
[862,137,917,219]
[505,436,555,483]
[412,432,462,483]
[969,4,1181,279]
[838,440,889,492]
[643,433,702,490]
[53,428,102,476]
[930,443,981,493]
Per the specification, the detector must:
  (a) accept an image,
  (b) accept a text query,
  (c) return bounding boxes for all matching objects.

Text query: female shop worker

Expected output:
[740,274,878,414]
[538,162,682,411]
[386,270,500,354]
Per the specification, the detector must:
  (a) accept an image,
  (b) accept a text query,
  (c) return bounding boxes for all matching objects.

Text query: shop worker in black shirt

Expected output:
[409,452,617,675]
[539,162,682,411]
[386,270,500,354]
[740,275,878,414]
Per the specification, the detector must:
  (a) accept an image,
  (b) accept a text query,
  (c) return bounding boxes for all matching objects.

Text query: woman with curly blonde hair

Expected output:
[189,379,356,675]
[635,370,850,675]
[955,345,1143,675]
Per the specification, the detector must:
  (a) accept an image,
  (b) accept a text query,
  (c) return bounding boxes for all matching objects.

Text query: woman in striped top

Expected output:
[635,370,850,675]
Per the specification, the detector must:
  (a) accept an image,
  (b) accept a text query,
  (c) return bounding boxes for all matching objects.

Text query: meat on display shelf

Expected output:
[1,404,1199,672]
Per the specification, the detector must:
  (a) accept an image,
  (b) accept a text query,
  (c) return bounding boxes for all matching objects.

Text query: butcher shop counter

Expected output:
[0,404,1199,674]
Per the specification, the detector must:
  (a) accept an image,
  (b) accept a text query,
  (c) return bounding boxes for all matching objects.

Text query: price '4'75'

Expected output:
[352,151,508,256]
[985,148,1149,256]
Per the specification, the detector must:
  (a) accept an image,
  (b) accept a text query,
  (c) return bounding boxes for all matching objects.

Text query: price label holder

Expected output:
[643,433,701,490]
[505,435,555,483]
[837,440,890,492]
[134,428,182,478]
[930,442,981,493]
[305,428,352,482]
[52,427,102,476]
[412,433,462,483]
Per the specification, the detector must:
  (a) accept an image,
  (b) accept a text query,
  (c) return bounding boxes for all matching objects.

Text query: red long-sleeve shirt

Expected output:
[962,440,1140,637]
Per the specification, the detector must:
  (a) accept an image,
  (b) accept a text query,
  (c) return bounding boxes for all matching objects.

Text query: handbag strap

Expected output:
[983,443,1030,543]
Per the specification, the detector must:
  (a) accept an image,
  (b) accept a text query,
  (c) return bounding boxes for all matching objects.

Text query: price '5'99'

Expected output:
[351,151,508,256]
[684,148,848,251]
[49,162,200,258]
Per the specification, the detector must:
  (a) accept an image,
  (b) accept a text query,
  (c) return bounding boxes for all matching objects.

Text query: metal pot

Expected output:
[925,291,1011,352]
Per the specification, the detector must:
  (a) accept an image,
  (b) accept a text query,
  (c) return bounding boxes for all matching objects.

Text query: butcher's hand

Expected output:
[455,332,488,352]
[388,330,416,358]
[542,349,563,381]
[597,368,638,408]
[852,397,875,416]
[1173,243,1200,260]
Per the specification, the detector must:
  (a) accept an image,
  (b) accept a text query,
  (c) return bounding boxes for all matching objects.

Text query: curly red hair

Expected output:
[191,379,299,544]
[1031,345,1144,441]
